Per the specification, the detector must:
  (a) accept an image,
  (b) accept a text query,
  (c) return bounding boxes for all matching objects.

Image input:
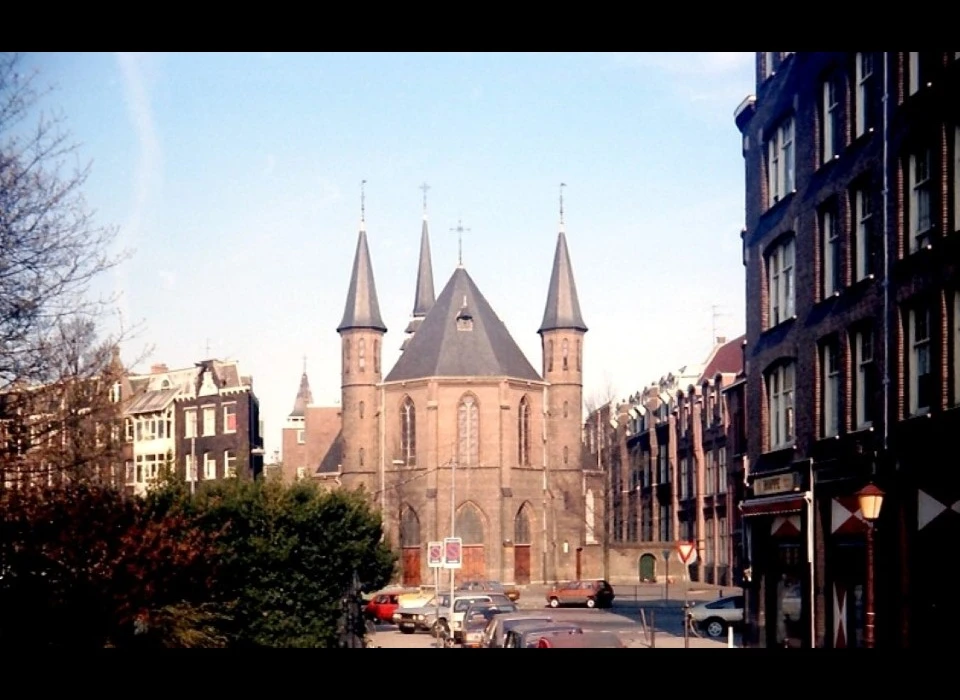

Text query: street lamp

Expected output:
[857,482,885,649]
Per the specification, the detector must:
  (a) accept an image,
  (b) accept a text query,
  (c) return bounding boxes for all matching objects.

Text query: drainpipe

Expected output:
[882,51,890,461]
[542,384,549,584]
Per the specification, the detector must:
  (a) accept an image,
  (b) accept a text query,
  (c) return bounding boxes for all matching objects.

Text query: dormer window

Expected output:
[456,296,473,331]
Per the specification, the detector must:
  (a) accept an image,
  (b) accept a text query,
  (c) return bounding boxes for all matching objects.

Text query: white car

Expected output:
[687,595,744,638]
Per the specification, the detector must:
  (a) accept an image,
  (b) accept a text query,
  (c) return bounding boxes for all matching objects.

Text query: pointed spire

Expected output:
[290,361,314,417]
[337,216,387,333]
[559,182,567,233]
[413,198,436,318]
[539,222,588,334]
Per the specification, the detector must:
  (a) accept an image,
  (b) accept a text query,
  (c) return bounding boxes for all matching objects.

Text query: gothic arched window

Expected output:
[563,401,569,419]
[358,338,366,372]
[374,339,380,373]
[515,504,532,545]
[458,394,479,467]
[518,396,530,466]
[456,502,484,545]
[400,506,421,548]
[359,401,365,419]
[576,339,581,371]
[548,340,554,372]
[344,339,351,374]
[359,447,365,467]
[562,339,569,370]
[563,445,569,465]
[401,396,416,466]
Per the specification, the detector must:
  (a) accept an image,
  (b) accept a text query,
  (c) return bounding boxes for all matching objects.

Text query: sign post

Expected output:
[443,537,462,646]
[676,541,698,648]
[428,542,444,648]
[662,549,672,602]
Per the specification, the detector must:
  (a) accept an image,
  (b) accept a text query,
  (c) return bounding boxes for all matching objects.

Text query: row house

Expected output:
[123,359,264,495]
[735,52,960,649]
[584,335,745,586]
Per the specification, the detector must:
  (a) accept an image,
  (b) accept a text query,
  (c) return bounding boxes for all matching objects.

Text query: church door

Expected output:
[514,504,533,585]
[639,554,657,583]
[456,503,486,582]
[400,506,422,586]
[402,548,421,586]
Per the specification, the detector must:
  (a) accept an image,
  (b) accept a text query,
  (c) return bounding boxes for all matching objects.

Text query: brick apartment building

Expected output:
[584,335,745,587]
[735,52,959,648]
[280,362,341,483]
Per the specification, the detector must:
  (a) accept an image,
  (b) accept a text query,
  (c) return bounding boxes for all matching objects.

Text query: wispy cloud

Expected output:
[116,52,163,325]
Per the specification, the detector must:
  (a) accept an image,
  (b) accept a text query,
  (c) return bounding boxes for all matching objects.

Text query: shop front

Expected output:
[740,471,813,649]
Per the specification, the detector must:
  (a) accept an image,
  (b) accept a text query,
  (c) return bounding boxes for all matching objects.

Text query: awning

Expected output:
[740,493,808,518]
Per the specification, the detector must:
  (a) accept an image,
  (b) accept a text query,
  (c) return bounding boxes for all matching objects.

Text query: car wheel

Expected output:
[548,597,560,608]
[585,597,596,609]
[705,618,726,638]
[432,619,449,638]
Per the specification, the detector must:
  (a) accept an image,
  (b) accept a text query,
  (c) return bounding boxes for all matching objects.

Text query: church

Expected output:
[283,190,604,586]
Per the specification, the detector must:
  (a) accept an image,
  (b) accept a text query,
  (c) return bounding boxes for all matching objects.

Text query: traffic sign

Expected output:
[677,541,697,566]
[443,537,462,569]
[427,541,444,568]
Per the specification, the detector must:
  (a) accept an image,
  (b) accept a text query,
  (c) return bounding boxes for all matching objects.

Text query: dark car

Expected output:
[460,603,518,648]
[503,622,583,648]
[545,580,615,609]
[484,612,556,648]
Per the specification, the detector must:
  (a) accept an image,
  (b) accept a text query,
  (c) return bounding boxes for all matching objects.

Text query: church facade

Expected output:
[286,196,603,586]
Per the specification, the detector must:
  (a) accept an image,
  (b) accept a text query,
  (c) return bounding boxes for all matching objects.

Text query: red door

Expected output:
[458,546,485,582]
[402,547,421,586]
[515,545,531,584]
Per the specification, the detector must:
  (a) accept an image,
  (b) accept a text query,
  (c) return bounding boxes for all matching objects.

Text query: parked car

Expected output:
[536,630,625,648]
[460,603,518,648]
[545,580,615,609]
[450,596,505,642]
[457,579,521,602]
[483,612,555,648]
[364,592,402,623]
[396,585,438,609]
[503,622,583,648]
[687,595,744,638]
[394,593,493,637]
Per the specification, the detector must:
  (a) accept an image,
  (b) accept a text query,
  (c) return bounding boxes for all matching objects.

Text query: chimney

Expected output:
[150,363,169,374]
[716,336,727,345]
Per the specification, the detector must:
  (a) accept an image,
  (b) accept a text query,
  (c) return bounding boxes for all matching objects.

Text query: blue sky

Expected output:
[21,52,756,461]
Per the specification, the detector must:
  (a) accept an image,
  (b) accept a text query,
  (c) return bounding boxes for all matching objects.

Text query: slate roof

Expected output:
[384,267,541,383]
[412,217,435,318]
[337,228,387,333]
[539,231,587,334]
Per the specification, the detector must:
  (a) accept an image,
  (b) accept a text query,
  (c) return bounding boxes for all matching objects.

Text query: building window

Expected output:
[297,429,305,444]
[344,339,350,374]
[296,466,307,480]
[909,304,933,415]
[374,339,380,374]
[518,396,530,467]
[547,339,553,373]
[562,339,569,370]
[707,450,717,496]
[853,184,875,281]
[223,403,237,433]
[717,447,727,494]
[719,518,729,566]
[400,396,416,466]
[855,52,878,138]
[457,394,479,467]
[821,204,841,298]
[359,400,365,419]
[125,418,134,442]
[224,450,236,478]
[679,456,689,500]
[767,362,796,450]
[202,406,215,436]
[766,236,796,327]
[659,504,671,542]
[576,339,581,371]
[358,338,366,372]
[821,338,841,438]
[359,447,365,467]
[854,327,878,428]
[909,147,934,251]
[822,77,841,163]
[563,401,569,419]
[204,452,215,480]
[563,445,569,465]
[125,460,135,485]
[185,454,197,482]
[657,448,669,485]
[907,52,935,96]
[705,518,715,566]
[766,117,795,208]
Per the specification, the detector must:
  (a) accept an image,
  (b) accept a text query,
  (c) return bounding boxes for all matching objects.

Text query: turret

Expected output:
[402,183,436,352]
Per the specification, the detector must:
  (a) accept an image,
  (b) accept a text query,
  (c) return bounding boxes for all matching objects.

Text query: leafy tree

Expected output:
[158,478,396,647]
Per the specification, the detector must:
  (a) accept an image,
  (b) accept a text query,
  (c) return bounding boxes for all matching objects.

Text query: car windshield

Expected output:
[427,594,449,608]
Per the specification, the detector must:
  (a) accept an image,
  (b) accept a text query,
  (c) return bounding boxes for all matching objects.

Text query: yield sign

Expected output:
[677,541,697,566]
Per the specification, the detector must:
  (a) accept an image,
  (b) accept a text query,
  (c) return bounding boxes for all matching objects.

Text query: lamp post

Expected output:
[857,482,885,649]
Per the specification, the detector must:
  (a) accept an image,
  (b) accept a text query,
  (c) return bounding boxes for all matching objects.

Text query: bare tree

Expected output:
[583,374,619,417]
[0,52,139,487]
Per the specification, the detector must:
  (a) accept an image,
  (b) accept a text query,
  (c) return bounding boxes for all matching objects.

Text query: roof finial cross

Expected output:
[559,182,567,230]
[450,218,471,267]
[302,355,307,375]
[360,179,367,224]
[420,182,430,217]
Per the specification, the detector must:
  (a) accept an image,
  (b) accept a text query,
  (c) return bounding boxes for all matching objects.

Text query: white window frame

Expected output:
[766,118,796,208]
[184,409,197,438]
[822,78,840,163]
[909,306,932,415]
[822,340,841,437]
[910,148,934,251]
[296,466,307,481]
[202,405,216,436]
[854,186,874,281]
[767,362,796,450]
[908,52,921,95]
[767,237,796,327]
[855,52,875,138]
[225,450,237,478]
[297,429,305,444]
[125,460,135,486]
[204,452,216,480]
[185,454,197,483]
[717,447,727,494]
[855,329,875,429]
[223,403,237,434]
[822,207,841,298]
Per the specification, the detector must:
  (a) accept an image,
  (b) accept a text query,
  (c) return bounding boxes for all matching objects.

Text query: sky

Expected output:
[19,52,757,462]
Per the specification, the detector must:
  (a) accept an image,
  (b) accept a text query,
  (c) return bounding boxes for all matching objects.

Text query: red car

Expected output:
[365,592,401,623]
